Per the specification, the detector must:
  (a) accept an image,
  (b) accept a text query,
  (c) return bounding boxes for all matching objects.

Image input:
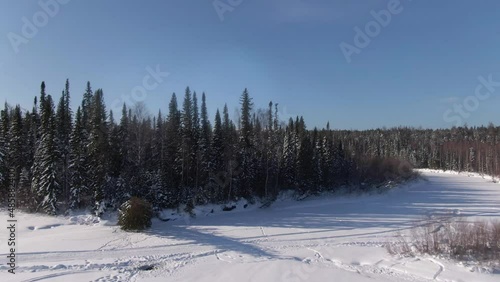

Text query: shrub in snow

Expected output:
[118,197,153,231]
[387,219,500,261]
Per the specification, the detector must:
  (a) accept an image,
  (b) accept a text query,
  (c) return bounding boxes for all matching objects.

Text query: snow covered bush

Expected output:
[118,197,153,231]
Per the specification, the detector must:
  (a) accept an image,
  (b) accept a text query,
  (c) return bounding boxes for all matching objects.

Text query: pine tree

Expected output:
[81,81,93,133]
[69,107,88,210]
[222,103,237,200]
[198,92,212,202]
[191,91,200,203]
[163,93,182,207]
[210,109,225,202]
[32,95,60,215]
[180,87,194,206]
[237,88,255,199]
[8,106,24,208]
[282,118,297,189]
[56,79,72,206]
[0,106,8,199]
[297,130,314,193]
[263,101,275,198]
[17,168,32,210]
[88,89,109,215]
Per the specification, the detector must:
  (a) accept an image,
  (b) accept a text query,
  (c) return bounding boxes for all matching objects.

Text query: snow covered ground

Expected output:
[1,170,500,282]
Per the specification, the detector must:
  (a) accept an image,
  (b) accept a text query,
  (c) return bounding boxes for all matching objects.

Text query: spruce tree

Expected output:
[0,106,8,199]
[198,92,212,201]
[237,88,255,199]
[181,87,194,205]
[210,109,224,202]
[69,107,88,209]
[7,106,24,208]
[163,93,182,207]
[55,79,72,206]
[32,95,60,215]
[88,89,109,215]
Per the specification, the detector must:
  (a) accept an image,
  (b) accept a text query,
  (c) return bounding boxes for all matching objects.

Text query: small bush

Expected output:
[118,197,153,231]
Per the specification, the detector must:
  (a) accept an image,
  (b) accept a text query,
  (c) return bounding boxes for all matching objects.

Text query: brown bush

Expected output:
[357,157,418,185]
[387,219,500,261]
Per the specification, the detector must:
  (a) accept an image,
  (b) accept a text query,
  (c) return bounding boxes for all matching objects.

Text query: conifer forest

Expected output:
[1,80,499,215]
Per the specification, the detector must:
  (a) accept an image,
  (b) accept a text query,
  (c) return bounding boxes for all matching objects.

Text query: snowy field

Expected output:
[1,170,500,282]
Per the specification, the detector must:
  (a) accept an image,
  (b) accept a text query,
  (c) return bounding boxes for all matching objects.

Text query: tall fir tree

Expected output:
[237,88,255,199]
[56,79,72,206]
[198,92,212,201]
[163,93,182,207]
[210,109,224,202]
[0,104,10,200]
[8,106,24,206]
[180,87,194,205]
[69,107,89,209]
[32,95,60,215]
[88,89,109,215]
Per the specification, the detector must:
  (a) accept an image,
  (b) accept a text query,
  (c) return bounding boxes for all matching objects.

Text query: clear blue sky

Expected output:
[1,0,500,129]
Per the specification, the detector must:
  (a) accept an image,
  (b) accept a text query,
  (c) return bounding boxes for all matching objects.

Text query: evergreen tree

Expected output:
[210,109,225,202]
[0,106,8,199]
[81,81,93,134]
[191,91,200,203]
[180,87,194,206]
[8,106,24,206]
[88,89,109,215]
[69,107,88,209]
[198,92,212,202]
[163,93,182,207]
[237,88,255,198]
[55,79,72,206]
[222,103,237,200]
[32,95,60,215]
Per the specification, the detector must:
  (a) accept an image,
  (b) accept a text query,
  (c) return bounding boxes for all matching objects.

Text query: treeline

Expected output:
[3,80,496,216]
[338,126,500,177]
[1,81,361,215]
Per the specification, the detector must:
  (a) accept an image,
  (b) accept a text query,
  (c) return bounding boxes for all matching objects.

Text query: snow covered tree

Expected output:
[56,79,72,206]
[197,92,212,202]
[88,89,109,215]
[210,109,225,202]
[237,88,255,199]
[69,107,89,210]
[163,93,182,207]
[0,106,8,199]
[32,94,60,215]
[8,106,24,196]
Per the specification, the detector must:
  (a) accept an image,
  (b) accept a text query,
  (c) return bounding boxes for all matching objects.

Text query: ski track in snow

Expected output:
[2,170,500,282]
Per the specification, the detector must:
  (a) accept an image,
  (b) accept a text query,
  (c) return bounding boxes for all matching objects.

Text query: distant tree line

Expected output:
[0,80,494,215]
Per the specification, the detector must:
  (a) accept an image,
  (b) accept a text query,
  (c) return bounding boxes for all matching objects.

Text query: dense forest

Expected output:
[0,80,498,215]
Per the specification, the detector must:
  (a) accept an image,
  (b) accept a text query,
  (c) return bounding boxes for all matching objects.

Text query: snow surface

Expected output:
[1,170,500,281]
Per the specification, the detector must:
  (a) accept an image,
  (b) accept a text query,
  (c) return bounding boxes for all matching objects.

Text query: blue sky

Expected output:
[1,0,500,129]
